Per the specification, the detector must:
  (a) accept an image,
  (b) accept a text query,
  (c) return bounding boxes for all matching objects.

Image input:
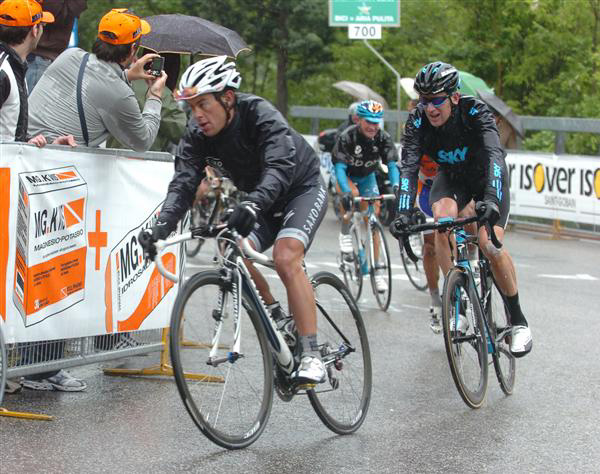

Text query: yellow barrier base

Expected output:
[0,407,53,421]
[102,329,224,383]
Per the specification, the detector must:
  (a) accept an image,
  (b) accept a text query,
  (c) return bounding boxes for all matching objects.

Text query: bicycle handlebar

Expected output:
[153,224,274,282]
[396,212,502,263]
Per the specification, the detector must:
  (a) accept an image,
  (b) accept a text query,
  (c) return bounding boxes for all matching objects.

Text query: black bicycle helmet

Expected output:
[414,61,459,96]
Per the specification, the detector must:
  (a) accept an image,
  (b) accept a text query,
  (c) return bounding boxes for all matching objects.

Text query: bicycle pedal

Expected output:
[295,382,316,391]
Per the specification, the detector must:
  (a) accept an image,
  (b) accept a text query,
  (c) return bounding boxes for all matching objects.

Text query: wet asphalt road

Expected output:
[1,208,599,473]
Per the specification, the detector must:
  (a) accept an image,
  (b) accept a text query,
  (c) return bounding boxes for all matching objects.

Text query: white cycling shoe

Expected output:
[510,325,533,358]
[429,306,442,334]
[339,232,353,254]
[292,355,326,385]
[449,313,469,334]
[374,274,388,293]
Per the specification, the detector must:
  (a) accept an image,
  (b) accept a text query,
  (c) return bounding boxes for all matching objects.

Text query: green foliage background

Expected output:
[77,0,600,155]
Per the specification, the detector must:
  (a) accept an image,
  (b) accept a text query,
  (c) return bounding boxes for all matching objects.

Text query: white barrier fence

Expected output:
[1,143,183,345]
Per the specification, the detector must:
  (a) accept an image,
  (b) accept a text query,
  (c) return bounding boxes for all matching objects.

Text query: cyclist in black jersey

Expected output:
[332,100,399,293]
[138,56,329,383]
[392,61,532,357]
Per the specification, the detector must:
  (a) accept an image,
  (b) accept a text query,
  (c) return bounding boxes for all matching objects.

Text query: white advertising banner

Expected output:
[0,144,182,343]
[506,152,600,226]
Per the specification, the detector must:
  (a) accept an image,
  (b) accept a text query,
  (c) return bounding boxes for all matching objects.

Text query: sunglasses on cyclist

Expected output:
[419,95,450,108]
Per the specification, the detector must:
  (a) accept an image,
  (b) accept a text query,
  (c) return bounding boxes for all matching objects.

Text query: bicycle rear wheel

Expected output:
[487,279,516,395]
[370,221,392,311]
[442,269,488,409]
[0,326,6,407]
[400,232,427,291]
[308,272,372,434]
[340,226,363,301]
[170,271,274,449]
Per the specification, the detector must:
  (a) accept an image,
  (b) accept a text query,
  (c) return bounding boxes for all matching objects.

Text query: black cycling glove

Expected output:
[228,201,259,237]
[475,201,500,227]
[138,221,171,261]
[341,192,354,212]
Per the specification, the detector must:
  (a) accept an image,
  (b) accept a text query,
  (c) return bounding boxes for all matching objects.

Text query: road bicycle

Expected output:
[184,176,241,258]
[396,207,516,408]
[338,194,395,311]
[155,224,372,449]
[0,325,5,407]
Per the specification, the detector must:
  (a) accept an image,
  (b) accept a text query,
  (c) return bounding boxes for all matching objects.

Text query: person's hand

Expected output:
[28,134,47,148]
[52,135,77,147]
[227,201,259,237]
[341,192,354,212]
[475,200,500,227]
[146,70,168,101]
[127,53,161,82]
[138,222,171,261]
[390,211,411,238]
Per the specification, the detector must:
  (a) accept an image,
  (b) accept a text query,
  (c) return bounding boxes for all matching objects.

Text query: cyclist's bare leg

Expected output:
[364,200,381,260]
[422,233,439,290]
[432,197,458,276]
[338,181,359,230]
[478,225,518,296]
[272,237,316,335]
[243,241,276,305]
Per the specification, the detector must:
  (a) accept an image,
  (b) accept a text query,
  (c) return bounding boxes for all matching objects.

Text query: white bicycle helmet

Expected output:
[174,55,242,101]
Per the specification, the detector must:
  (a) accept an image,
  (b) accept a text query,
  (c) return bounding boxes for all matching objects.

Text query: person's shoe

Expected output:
[510,325,532,358]
[429,306,442,334]
[45,370,87,392]
[292,355,326,385]
[21,377,55,391]
[374,274,388,293]
[449,313,469,334]
[339,232,353,254]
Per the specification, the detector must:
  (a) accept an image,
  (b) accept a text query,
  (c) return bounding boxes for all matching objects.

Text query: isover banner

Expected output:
[0,143,182,344]
[505,152,600,226]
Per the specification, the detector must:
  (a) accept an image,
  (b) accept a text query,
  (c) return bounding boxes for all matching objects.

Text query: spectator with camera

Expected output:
[28,8,166,151]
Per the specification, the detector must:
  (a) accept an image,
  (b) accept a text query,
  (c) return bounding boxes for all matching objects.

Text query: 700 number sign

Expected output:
[348,24,382,40]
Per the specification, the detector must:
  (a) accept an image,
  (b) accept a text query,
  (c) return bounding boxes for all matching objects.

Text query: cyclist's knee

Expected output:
[273,239,305,280]
[432,198,458,219]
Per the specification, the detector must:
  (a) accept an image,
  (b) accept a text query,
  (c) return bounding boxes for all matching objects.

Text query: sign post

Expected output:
[329,1,403,139]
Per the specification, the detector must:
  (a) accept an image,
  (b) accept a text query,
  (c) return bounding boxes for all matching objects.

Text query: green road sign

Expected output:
[329,0,400,27]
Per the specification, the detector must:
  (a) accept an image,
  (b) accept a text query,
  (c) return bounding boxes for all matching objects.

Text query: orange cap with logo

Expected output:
[97,8,151,45]
[0,0,55,27]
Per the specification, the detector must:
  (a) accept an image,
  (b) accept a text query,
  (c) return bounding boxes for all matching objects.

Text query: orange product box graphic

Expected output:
[13,166,88,326]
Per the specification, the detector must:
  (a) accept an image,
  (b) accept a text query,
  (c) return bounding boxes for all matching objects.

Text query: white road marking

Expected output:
[539,273,598,281]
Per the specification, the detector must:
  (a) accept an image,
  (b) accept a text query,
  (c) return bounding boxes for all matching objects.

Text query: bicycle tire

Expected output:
[487,279,516,395]
[369,221,392,311]
[442,268,488,409]
[170,270,274,450]
[0,326,6,407]
[308,271,372,434]
[399,233,428,291]
[340,225,363,301]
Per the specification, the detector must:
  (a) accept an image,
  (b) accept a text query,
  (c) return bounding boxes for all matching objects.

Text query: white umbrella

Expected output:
[333,81,389,109]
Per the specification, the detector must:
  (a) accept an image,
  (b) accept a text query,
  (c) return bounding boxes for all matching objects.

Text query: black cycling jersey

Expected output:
[157,93,321,232]
[397,95,507,212]
[332,124,398,177]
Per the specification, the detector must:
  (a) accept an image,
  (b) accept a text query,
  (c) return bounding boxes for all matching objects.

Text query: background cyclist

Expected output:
[332,99,399,293]
[393,61,532,357]
[139,56,329,384]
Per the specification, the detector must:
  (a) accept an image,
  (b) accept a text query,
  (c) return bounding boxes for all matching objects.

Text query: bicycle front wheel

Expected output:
[340,225,363,301]
[400,232,428,291]
[170,270,274,450]
[442,269,488,409]
[488,280,516,395]
[308,272,372,434]
[0,326,6,407]
[369,221,392,311]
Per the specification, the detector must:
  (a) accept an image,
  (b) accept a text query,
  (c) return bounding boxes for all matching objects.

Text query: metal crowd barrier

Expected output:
[2,146,175,389]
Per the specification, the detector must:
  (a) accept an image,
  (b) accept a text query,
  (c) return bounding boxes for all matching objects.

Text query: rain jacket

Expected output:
[397,95,507,212]
[158,93,321,231]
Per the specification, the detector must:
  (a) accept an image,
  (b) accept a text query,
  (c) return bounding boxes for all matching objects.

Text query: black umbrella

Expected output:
[141,14,251,58]
[478,90,524,138]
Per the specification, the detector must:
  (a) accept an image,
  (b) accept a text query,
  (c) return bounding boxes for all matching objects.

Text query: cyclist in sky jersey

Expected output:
[332,100,399,293]
[138,56,329,383]
[392,61,532,357]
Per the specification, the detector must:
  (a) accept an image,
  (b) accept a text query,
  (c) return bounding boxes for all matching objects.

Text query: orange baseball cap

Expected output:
[0,0,55,27]
[98,8,151,46]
